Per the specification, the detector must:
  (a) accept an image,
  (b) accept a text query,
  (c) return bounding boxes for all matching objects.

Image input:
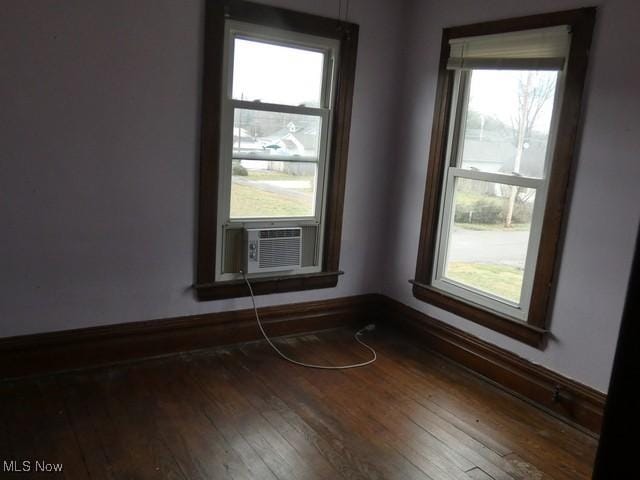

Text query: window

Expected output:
[412,9,596,347]
[221,26,336,225]
[196,0,358,300]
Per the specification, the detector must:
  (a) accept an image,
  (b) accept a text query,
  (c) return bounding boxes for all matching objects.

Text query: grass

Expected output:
[230,183,312,218]
[455,222,530,231]
[446,262,523,303]
[243,171,315,183]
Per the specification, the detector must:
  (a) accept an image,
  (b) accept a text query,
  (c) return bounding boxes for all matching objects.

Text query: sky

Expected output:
[231,39,558,136]
[468,70,558,133]
[232,38,325,107]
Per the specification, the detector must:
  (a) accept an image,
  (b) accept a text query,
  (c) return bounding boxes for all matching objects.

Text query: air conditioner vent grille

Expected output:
[245,227,302,274]
[258,239,301,269]
[259,229,301,239]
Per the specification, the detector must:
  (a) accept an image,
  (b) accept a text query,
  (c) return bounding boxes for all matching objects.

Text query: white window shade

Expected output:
[447,25,571,71]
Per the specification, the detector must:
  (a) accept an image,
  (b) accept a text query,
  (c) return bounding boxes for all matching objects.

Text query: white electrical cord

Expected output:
[242,272,376,369]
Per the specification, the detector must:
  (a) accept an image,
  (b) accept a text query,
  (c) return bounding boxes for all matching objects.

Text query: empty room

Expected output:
[1,0,638,478]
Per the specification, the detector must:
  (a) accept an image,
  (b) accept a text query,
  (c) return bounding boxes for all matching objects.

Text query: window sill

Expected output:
[195,271,343,301]
[410,280,547,348]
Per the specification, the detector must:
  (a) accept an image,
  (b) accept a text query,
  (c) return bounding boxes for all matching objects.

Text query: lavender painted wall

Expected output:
[2,0,637,393]
[0,0,403,337]
[383,0,640,392]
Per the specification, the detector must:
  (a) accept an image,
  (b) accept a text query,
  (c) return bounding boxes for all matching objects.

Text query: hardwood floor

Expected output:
[0,328,598,479]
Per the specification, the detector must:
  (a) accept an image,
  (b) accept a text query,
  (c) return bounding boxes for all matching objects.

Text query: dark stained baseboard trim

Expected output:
[0,293,606,435]
[375,295,606,435]
[0,294,375,380]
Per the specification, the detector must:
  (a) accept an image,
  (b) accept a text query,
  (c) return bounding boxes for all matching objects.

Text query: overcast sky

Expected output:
[232,38,325,107]
[468,70,558,133]
[232,38,558,134]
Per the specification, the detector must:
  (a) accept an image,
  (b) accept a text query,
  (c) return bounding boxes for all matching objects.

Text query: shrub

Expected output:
[232,162,248,176]
[511,200,533,224]
[455,198,504,224]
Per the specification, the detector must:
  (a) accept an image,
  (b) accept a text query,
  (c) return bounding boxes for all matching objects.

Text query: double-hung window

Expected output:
[435,28,568,319]
[412,10,595,346]
[196,0,358,300]
[215,22,338,281]
[221,25,337,223]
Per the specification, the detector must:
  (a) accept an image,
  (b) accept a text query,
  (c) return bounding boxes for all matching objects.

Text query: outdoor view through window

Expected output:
[436,69,558,312]
[229,38,327,219]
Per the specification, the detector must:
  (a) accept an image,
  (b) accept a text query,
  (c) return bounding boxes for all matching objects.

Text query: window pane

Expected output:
[459,70,558,178]
[230,161,317,218]
[232,38,325,107]
[233,109,321,160]
[443,178,536,304]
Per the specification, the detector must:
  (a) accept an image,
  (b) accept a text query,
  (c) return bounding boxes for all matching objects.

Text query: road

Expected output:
[448,226,530,268]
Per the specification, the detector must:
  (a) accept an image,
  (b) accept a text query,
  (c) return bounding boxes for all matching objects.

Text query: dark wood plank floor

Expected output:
[0,328,598,479]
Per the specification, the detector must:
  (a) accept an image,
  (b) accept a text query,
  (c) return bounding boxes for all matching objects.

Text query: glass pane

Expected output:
[443,178,536,304]
[233,109,321,160]
[230,161,317,218]
[232,38,325,107]
[459,70,558,178]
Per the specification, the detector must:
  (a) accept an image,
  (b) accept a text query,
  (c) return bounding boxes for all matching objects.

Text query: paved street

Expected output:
[448,226,530,268]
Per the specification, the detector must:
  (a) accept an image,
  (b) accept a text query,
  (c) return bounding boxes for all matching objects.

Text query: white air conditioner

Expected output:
[244,227,302,274]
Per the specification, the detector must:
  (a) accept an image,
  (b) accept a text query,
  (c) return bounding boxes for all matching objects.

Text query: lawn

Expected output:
[244,171,315,183]
[446,262,523,303]
[455,222,530,231]
[230,183,312,218]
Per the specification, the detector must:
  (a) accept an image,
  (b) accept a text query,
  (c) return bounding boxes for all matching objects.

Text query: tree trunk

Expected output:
[505,186,518,227]
[505,73,532,227]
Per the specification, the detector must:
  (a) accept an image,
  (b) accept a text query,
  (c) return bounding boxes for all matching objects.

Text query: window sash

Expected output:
[229,158,320,167]
[226,20,338,110]
[230,99,328,117]
[232,34,330,106]
[432,169,544,320]
[228,100,329,163]
[221,101,331,222]
[431,65,563,321]
[217,19,338,232]
[222,124,331,223]
[449,69,557,180]
[448,167,543,189]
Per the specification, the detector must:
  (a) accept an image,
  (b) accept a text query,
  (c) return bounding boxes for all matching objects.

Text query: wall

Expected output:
[383,0,640,392]
[2,0,637,394]
[0,0,404,337]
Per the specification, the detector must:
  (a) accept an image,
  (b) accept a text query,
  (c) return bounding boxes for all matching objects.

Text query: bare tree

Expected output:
[504,72,555,227]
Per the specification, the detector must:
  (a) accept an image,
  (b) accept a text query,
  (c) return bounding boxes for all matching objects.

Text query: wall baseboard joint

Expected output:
[375,295,606,434]
[0,293,605,434]
[0,294,374,380]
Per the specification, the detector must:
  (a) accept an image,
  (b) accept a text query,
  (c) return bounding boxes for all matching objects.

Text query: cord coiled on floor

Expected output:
[242,272,376,370]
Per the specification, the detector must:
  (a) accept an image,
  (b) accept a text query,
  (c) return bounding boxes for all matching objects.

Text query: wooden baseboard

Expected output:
[0,294,375,380]
[376,295,606,434]
[0,292,606,434]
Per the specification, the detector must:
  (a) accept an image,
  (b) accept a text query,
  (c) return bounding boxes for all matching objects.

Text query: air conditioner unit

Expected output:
[244,227,302,274]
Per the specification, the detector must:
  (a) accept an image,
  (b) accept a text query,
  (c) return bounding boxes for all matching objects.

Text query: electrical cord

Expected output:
[242,271,377,369]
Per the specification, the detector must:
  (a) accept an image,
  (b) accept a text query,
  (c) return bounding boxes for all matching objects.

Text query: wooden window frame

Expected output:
[195,0,358,301]
[411,8,596,348]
